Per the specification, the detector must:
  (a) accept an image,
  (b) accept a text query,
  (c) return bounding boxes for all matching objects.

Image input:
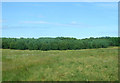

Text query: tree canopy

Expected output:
[1,37,120,51]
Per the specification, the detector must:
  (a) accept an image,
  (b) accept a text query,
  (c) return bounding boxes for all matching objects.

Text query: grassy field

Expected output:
[2,47,118,81]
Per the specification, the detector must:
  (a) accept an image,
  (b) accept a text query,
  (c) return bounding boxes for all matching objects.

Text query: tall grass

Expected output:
[2,47,118,81]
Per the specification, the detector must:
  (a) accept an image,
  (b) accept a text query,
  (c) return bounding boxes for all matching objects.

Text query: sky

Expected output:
[2,2,118,39]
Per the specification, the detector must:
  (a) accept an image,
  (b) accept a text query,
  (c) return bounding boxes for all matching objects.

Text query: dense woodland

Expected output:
[1,37,120,51]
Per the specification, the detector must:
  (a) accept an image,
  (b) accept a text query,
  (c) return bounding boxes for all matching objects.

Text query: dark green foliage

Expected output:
[1,37,120,51]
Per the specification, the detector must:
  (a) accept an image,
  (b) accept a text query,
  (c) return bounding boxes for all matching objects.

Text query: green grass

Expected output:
[2,47,118,81]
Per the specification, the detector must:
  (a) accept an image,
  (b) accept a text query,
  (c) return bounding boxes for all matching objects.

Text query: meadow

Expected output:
[2,47,118,81]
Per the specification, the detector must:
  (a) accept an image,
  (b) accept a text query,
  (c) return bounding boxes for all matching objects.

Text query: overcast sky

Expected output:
[2,2,118,39]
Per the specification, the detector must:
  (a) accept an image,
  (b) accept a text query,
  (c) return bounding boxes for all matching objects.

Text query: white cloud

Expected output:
[22,21,48,24]
[71,21,77,25]
[21,20,90,28]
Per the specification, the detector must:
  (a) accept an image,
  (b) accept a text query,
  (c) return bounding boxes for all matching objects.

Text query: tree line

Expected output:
[1,37,120,51]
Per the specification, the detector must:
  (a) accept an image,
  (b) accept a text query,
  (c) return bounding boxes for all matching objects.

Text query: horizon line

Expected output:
[1,36,118,39]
